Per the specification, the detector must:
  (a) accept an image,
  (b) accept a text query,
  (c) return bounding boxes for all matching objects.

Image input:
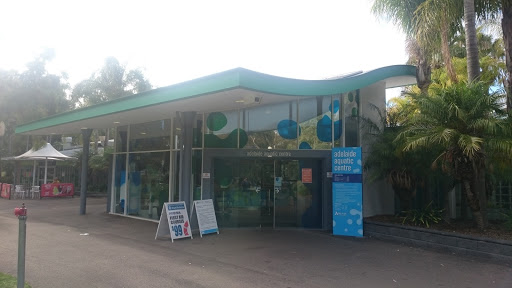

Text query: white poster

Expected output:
[155,201,193,242]
[192,199,219,237]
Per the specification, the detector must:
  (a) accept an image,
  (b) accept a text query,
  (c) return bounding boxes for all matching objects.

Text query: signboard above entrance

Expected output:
[245,151,292,157]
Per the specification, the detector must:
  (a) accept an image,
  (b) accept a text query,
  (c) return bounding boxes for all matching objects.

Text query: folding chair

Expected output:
[14,185,25,199]
[31,186,40,199]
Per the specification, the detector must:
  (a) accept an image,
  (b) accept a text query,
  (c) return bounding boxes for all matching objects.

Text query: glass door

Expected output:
[274,160,299,228]
[213,157,322,229]
[258,160,274,228]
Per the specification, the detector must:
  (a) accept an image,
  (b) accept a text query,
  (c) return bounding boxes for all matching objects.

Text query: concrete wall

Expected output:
[359,82,395,217]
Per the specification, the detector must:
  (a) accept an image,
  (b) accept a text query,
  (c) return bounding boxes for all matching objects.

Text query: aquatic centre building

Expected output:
[16,66,416,229]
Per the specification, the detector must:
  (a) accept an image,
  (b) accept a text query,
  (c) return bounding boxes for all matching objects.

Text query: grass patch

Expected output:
[0,272,31,288]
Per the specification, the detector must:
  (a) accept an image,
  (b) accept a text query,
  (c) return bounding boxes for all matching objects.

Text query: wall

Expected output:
[359,82,395,217]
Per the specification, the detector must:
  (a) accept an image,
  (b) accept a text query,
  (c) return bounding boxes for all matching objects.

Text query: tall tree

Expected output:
[465,0,481,81]
[0,49,71,155]
[71,57,152,107]
[415,0,463,84]
[501,0,512,114]
[372,0,434,93]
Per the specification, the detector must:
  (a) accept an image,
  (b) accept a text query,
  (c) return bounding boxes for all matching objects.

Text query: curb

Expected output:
[364,220,512,265]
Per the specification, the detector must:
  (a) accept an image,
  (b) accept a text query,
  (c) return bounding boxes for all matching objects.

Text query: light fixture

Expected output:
[113,121,120,124]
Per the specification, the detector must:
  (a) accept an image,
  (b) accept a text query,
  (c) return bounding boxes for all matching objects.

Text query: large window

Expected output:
[125,152,170,220]
[113,154,127,214]
[116,126,128,152]
[204,111,240,148]
[298,96,333,150]
[241,101,298,149]
[129,120,171,152]
[344,90,360,147]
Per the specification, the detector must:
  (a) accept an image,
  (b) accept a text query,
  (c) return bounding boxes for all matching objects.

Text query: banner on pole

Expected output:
[332,147,363,237]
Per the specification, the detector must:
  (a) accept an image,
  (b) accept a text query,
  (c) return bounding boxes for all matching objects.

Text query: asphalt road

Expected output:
[0,197,511,288]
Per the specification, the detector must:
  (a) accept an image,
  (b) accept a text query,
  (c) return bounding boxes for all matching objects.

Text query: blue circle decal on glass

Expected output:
[277,119,300,139]
[299,142,312,149]
[329,100,340,114]
[317,115,332,142]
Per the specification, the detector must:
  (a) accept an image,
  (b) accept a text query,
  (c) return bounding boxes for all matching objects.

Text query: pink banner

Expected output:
[0,183,11,199]
[41,183,74,197]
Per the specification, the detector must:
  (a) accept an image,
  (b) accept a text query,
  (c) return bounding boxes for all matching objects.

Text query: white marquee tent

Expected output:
[15,142,76,185]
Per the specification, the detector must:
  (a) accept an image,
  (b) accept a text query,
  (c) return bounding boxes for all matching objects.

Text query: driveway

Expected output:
[0,197,511,288]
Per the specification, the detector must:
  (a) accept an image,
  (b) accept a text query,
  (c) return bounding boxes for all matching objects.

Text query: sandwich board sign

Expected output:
[155,201,193,242]
[191,199,219,237]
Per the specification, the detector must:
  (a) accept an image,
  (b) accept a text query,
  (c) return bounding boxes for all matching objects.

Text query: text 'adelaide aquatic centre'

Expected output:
[332,150,357,172]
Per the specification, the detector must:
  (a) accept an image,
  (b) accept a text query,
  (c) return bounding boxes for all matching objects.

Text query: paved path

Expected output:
[0,197,511,288]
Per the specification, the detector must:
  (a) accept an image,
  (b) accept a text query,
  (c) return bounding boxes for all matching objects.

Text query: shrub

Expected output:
[402,201,444,228]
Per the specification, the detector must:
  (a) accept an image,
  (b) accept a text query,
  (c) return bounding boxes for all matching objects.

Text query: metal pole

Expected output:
[14,203,27,288]
[80,129,92,215]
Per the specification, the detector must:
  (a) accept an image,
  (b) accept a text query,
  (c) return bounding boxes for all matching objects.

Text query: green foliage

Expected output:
[70,57,152,107]
[0,49,71,157]
[0,272,31,288]
[402,201,444,228]
[400,81,512,175]
[362,102,436,211]
[500,209,512,230]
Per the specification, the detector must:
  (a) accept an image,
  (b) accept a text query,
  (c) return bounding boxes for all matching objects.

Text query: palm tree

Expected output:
[415,0,464,84]
[372,0,434,92]
[464,0,481,81]
[362,102,433,212]
[501,0,512,114]
[398,81,512,229]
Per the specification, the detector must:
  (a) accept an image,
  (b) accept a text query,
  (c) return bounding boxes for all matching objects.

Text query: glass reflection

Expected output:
[125,152,170,220]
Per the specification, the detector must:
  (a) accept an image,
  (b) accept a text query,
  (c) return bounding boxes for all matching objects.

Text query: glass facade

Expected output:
[212,158,322,228]
[124,152,169,220]
[129,120,171,152]
[111,94,358,226]
[242,101,298,149]
[298,97,333,150]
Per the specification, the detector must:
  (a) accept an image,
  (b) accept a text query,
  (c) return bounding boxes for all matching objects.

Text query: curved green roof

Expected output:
[16,65,416,135]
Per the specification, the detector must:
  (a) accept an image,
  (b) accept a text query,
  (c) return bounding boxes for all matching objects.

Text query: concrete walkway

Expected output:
[0,197,511,288]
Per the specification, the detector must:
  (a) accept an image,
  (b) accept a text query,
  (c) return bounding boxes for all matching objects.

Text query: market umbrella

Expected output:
[15,142,76,185]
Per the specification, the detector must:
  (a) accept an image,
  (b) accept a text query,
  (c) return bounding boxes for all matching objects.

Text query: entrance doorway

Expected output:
[213,157,322,229]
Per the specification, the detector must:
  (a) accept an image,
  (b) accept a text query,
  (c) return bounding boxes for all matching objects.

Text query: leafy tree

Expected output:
[70,57,152,107]
[70,57,152,150]
[0,49,71,156]
[363,101,437,213]
[398,81,512,229]
[372,0,433,93]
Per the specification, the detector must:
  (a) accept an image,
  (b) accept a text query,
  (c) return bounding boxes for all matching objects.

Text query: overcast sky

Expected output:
[0,0,407,89]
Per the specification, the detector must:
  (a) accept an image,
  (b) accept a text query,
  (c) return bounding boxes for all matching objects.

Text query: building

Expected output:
[15,66,416,229]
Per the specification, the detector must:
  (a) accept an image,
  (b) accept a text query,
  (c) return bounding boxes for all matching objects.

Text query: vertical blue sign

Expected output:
[332,147,363,237]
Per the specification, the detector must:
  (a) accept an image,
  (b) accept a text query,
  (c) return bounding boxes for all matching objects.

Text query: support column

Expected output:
[80,129,92,215]
[179,112,196,211]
